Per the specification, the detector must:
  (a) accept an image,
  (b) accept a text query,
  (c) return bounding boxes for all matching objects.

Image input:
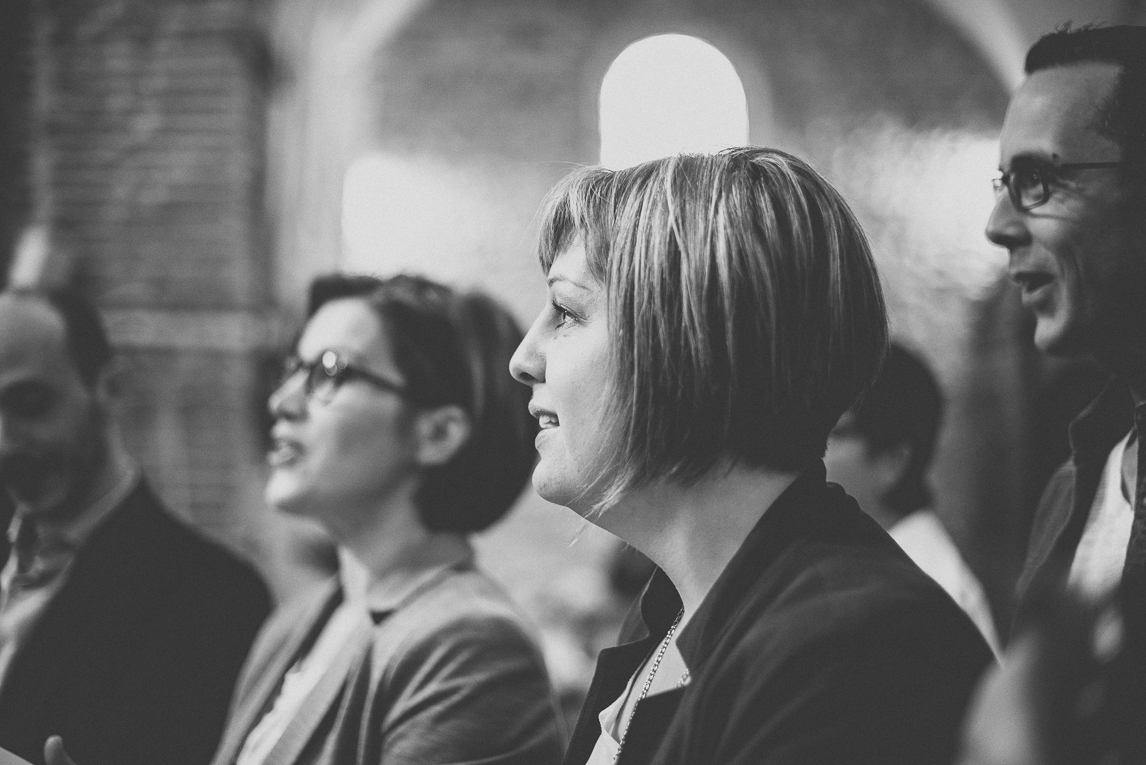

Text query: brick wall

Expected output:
[34,0,276,568]
[0,0,35,277]
[45,0,269,310]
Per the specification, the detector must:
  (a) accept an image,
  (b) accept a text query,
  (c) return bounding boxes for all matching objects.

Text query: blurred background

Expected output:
[0,0,1138,716]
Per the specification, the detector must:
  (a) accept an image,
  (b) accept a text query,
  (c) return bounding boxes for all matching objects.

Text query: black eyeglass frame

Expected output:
[280,349,409,403]
[992,161,1126,212]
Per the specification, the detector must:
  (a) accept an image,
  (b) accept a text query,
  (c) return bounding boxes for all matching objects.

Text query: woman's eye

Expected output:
[551,302,573,328]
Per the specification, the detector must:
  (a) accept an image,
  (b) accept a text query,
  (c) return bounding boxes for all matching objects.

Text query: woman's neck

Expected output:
[327,488,440,582]
[339,530,469,600]
[599,464,799,621]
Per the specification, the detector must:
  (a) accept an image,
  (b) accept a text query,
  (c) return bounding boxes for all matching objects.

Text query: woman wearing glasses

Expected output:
[209,273,562,765]
[509,149,994,765]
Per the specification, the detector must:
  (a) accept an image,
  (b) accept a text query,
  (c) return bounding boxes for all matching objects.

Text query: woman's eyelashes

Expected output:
[550,299,577,329]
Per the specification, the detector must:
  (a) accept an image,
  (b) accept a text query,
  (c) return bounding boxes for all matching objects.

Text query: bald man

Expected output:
[0,287,270,765]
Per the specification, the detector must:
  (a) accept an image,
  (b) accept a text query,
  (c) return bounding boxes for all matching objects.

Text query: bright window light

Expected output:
[600,34,748,169]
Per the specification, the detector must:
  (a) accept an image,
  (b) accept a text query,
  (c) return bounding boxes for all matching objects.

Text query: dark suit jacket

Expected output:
[211,561,563,765]
[565,463,994,765]
[0,480,271,765]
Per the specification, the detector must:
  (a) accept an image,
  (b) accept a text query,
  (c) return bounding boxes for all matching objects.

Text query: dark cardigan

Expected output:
[565,462,993,765]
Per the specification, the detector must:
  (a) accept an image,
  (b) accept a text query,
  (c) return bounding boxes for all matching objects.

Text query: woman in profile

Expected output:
[509,148,993,765]
[210,273,562,765]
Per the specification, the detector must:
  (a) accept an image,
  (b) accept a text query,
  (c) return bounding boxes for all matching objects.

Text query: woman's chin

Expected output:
[264,477,310,518]
[532,470,602,518]
[530,468,574,509]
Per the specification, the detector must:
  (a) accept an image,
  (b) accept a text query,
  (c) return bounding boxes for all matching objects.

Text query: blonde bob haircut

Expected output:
[537,148,887,502]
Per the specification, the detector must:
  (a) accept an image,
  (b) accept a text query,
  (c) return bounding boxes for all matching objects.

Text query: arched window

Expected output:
[599,34,748,169]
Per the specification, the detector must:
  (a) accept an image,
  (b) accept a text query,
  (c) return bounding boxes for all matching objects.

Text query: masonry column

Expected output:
[26,0,278,573]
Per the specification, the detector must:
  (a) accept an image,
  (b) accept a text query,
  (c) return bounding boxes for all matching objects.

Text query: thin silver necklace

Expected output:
[614,609,687,762]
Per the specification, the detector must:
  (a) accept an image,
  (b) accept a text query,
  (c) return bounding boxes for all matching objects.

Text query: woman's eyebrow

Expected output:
[546,274,590,291]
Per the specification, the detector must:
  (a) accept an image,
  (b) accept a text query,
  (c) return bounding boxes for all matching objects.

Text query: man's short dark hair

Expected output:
[307,273,536,533]
[850,343,942,516]
[3,286,113,387]
[1026,25,1146,191]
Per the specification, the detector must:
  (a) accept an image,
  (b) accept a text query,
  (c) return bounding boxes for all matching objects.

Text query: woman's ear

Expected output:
[413,405,473,468]
[873,442,913,493]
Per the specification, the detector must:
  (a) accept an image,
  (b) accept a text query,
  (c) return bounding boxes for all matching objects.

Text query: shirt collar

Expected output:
[337,534,475,622]
[8,461,141,553]
[1068,377,1138,462]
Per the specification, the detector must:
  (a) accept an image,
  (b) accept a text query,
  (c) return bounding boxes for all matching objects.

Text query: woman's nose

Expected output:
[267,372,307,419]
[509,319,544,385]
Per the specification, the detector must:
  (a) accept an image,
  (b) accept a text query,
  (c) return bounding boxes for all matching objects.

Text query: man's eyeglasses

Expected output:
[992,161,1125,212]
[279,350,408,404]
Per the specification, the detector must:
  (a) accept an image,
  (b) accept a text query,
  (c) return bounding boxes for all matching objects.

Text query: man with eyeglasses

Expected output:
[0,287,270,765]
[984,25,1146,752]
[990,24,1146,624]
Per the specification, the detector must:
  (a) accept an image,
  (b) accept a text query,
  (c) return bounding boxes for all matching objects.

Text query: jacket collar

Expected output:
[635,461,835,674]
[8,463,140,555]
[338,536,475,624]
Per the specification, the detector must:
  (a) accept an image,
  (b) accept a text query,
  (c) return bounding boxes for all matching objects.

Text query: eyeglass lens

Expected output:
[307,351,344,401]
[994,165,1046,211]
[279,353,342,402]
[1011,166,1046,210]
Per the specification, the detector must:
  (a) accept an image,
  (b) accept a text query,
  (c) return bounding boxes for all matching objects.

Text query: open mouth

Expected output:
[1011,272,1054,296]
[267,438,303,467]
[528,402,559,429]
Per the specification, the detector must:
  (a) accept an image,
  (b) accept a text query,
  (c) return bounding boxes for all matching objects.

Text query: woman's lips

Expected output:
[528,402,559,429]
[267,438,303,467]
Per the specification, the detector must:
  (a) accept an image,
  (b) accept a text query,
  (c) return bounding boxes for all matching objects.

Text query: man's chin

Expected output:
[3,482,71,518]
[1032,321,1085,359]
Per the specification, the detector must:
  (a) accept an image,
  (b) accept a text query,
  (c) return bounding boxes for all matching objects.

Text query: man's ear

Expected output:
[413,405,472,468]
[91,357,127,413]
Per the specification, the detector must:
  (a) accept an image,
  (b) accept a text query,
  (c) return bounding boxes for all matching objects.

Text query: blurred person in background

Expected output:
[200,273,562,765]
[510,148,993,765]
[0,286,271,765]
[957,585,1136,765]
[825,342,1000,655]
[0,484,12,567]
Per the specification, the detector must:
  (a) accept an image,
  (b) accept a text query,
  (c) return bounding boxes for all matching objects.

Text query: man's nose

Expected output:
[985,192,1030,251]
